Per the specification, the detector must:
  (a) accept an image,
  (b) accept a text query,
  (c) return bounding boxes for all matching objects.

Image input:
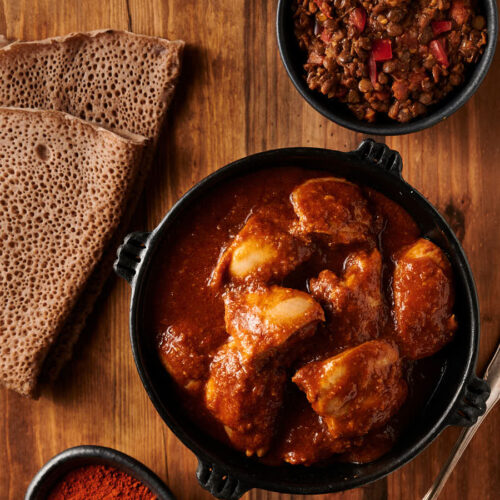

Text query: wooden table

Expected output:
[1,1,499,499]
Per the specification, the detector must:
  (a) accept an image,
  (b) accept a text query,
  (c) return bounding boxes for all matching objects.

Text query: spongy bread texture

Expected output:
[0,30,184,386]
[0,29,184,140]
[0,107,147,397]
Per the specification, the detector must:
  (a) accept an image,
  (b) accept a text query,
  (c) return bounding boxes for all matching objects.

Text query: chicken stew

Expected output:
[151,167,457,466]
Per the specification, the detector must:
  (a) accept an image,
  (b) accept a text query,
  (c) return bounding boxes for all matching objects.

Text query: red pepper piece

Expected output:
[431,20,452,36]
[314,0,333,19]
[372,39,393,62]
[369,53,378,87]
[430,39,449,67]
[349,7,367,33]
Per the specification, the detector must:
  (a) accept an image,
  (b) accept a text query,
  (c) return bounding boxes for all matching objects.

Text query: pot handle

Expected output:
[113,231,152,285]
[352,139,403,178]
[196,460,250,500]
[446,375,490,427]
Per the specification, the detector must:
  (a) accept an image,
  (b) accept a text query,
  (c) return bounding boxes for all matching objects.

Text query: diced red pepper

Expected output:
[430,39,449,67]
[372,39,393,62]
[431,20,452,36]
[349,7,367,33]
[313,0,333,19]
[320,29,332,43]
[450,0,470,25]
[369,53,378,87]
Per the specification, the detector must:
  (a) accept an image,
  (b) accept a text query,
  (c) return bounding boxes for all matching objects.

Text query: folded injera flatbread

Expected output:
[0,29,184,139]
[0,30,184,388]
[0,107,147,397]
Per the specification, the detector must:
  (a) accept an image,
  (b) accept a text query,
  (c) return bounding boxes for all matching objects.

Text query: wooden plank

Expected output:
[0,0,498,499]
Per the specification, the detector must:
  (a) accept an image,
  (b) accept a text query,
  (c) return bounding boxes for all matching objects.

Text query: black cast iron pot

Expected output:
[276,0,498,135]
[114,140,490,499]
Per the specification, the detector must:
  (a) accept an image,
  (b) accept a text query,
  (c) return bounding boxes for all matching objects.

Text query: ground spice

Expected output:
[47,464,157,500]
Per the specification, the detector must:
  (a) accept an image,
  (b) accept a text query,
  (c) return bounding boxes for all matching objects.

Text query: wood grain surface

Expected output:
[0,1,499,499]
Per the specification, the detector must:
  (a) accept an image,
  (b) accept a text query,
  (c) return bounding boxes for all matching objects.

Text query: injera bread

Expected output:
[0,30,184,384]
[0,29,184,139]
[0,107,147,397]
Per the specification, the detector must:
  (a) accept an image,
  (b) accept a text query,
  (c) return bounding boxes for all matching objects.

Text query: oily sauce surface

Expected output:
[148,167,449,465]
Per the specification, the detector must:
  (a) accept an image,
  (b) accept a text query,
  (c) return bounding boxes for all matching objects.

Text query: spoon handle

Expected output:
[422,425,479,500]
[422,342,500,500]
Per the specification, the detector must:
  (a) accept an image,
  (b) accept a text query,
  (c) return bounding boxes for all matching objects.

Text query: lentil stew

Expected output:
[292,0,488,123]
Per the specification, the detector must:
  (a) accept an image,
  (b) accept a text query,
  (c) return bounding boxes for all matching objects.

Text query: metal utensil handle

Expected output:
[422,425,481,500]
[423,341,500,500]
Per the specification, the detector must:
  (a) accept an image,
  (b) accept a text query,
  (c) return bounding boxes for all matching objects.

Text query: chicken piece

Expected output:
[210,209,312,289]
[293,340,407,439]
[208,286,324,456]
[224,285,325,361]
[157,320,227,395]
[206,285,324,456]
[205,342,286,457]
[309,249,385,346]
[290,177,373,245]
[393,238,458,359]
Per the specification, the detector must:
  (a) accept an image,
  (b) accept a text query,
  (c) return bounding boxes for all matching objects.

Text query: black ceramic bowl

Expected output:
[25,445,174,500]
[276,0,498,135]
[114,140,490,499]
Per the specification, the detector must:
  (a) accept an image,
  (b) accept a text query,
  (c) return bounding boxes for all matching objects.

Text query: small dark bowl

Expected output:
[276,0,498,135]
[25,445,175,500]
[114,140,490,499]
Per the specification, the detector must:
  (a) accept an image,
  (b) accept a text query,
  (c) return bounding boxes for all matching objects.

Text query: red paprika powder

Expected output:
[47,464,157,499]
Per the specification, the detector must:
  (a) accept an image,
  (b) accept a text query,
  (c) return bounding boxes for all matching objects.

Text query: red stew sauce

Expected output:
[147,167,456,466]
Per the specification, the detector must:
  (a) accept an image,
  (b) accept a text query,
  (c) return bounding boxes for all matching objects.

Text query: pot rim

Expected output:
[276,0,498,136]
[125,145,480,494]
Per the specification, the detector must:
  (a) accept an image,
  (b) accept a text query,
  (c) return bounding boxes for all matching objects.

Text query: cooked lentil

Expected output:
[292,0,487,123]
